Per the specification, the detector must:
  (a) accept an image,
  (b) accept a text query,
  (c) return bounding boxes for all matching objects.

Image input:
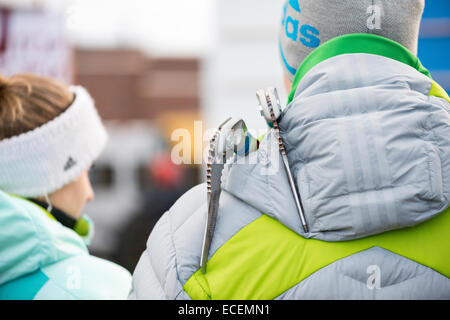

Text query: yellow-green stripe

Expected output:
[184,207,450,300]
[429,80,450,103]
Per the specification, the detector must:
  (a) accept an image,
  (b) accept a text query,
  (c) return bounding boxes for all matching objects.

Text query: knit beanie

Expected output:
[279,0,425,81]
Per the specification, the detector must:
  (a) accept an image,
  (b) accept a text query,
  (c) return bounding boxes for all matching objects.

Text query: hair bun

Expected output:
[0,74,31,122]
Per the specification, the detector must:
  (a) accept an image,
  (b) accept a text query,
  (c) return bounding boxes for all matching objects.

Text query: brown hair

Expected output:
[0,73,74,140]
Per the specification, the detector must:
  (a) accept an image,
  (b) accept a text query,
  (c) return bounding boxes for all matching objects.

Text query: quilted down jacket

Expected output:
[129,34,450,300]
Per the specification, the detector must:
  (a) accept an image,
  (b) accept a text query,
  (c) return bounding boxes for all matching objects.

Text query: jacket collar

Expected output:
[288,33,431,103]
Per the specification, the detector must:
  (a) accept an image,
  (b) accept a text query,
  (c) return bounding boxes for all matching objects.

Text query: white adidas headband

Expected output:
[0,86,108,197]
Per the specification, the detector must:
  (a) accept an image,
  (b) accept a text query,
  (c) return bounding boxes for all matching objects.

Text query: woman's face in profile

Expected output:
[48,170,94,219]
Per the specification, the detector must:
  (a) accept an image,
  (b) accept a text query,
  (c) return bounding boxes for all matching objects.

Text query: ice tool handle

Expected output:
[256,87,309,234]
[200,117,259,273]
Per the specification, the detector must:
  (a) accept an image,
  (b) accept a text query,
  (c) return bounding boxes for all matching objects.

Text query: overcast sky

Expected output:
[66,0,216,57]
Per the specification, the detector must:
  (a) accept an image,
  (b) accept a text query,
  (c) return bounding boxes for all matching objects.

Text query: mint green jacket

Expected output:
[0,191,131,299]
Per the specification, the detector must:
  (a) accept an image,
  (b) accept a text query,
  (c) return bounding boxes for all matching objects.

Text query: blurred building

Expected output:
[75,49,202,263]
[75,50,200,119]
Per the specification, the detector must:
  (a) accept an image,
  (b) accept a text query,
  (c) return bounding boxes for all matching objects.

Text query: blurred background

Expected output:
[0,0,448,272]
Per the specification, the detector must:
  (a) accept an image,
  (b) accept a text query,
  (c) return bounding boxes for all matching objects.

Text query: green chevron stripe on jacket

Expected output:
[184,207,450,300]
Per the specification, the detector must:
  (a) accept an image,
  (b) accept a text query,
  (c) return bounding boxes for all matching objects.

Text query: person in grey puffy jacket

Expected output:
[129,0,450,300]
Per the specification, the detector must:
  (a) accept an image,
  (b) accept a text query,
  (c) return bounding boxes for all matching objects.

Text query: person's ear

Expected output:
[283,74,292,94]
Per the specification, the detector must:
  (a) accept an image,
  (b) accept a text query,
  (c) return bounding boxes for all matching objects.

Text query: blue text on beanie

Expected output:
[279,0,425,80]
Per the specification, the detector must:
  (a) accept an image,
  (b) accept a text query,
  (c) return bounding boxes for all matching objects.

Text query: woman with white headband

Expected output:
[0,73,131,299]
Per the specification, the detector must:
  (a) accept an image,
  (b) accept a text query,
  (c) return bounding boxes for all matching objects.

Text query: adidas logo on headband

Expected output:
[64,157,77,172]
